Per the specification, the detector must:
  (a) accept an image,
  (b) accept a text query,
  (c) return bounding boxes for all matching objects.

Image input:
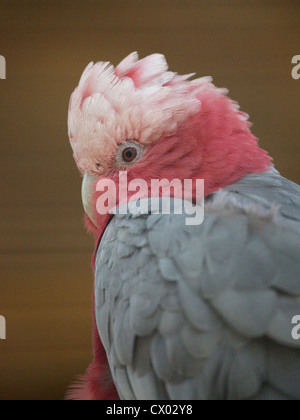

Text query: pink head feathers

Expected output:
[68,52,213,174]
[68,52,272,197]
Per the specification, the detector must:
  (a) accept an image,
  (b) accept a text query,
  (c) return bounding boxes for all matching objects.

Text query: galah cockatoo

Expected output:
[67,52,300,400]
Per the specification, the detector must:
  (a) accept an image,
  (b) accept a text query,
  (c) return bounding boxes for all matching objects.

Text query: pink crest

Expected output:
[68,52,209,174]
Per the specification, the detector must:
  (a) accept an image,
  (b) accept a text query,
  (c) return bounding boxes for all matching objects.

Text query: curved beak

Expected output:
[81,173,99,227]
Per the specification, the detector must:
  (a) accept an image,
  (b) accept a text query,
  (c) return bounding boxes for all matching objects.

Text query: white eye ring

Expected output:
[116,141,144,167]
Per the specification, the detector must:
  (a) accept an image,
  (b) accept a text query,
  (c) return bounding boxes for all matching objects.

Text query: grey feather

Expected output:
[113,367,136,400]
[150,334,182,383]
[126,365,168,400]
[225,343,266,399]
[267,344,300,399]
[178,281,221,331]
[158,258,182,282]
[181,325,221,359]
[166,378,199,400]
[254,385,288,400]
[267,296,300,347]
[113,309,135,366]
[94,171,300,400]
[165,334,205,378]
[158,311,184,336]
[96,302,111,352]
[211,289,278,337]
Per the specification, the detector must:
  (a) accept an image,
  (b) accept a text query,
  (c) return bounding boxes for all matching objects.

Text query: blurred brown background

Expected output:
[0,0,299,400]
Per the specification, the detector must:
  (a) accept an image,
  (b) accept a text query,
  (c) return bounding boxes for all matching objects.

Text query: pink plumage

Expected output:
[69,52,212,175]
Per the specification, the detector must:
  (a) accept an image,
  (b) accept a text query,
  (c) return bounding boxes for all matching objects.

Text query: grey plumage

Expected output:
[94,171,300,400]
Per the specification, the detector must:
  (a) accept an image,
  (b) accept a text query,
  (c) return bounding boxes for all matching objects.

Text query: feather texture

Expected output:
[94,171,300,400]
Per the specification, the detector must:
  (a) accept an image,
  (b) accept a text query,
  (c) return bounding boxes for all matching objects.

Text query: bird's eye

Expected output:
[116,141,144,167]
[122,147,137,162]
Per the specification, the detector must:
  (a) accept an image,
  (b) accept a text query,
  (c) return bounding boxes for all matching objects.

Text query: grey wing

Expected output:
[223,169,300,222]
[94,171,300,400]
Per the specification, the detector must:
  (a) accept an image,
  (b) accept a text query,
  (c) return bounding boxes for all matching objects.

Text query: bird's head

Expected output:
[68,52,272,232]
